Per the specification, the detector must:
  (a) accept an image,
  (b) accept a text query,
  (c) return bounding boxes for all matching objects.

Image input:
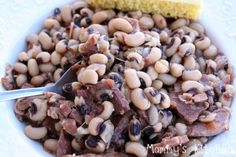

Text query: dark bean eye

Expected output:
[130,123,141,136]
[166,38,175,49]
[98,122,106,134]
[100,93,112,101]
[54,8,61,16]
[78,104,89,116]
[86,137,98,148]
[63,83,73,93]
[85,17,92,25]
[87,28,94,34]
[74,17,81,26]
[139,78,146,89]
[29,102,37,115]
[150,89,158,96]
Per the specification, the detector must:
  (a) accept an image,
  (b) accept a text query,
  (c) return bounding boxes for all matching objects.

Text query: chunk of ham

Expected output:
[187,108,231,137]
[57,131,72,157]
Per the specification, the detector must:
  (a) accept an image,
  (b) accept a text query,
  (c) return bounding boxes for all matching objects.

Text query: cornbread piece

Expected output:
[86,0,203,19]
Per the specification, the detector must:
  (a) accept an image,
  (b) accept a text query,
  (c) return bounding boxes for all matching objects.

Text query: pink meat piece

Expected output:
[57,131,72,157]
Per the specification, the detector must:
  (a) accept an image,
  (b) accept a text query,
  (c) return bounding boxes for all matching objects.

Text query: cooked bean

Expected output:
[80,17,92,27]
[165,37,181,57]
[181,80,204,92]
[195,36,211,50]
[124,69,141,89]
[124,32,145,47]
[108,18,133,34]
[160,92,171,109]
[80,7,94,18]
[154,59,169,74]
[152,80,163,90]
[55,39,67,54]
[128,11,142,19]
[145,47,162,65]
[170,18,188,30]
[147,104,159,125]
[144,87,161,104]
[98,101,114,120]
[85,136,105,153]
[86,64,106,76]
[24,125,47,140]
[39,63,56,73]
[71,139,81,151]
[160,30,169,44]
[13,62,28,74]
[88,117,104,136]
[178,43,195,57]
[152,14,167,29]
[170,63,185,77]
[26,34,39,46]
[158,74,177,86]
[28,59,39,76]
[53,68,63,82]
[126,52,144,70]
[31,75,45,86]
[51,51,62,65]
[147,66,158,81]
[92,10,115,24]
[100,120,114,143]
[181,35,193,43]
[16,74,27,87]
[184,55,196,70]
[61,4,72,24]
[44,18,60,30]
[29,98,47,121]
[44,139,58,153]
[38,31,53,51]
[18,52,29,62]
[189,22,205,34]
[175,123,187,136]
[182,70,202,81]
[139,15,154,29]
[125,142,148,157]
[128,117,141,142]
[36,52,51,63]
[203,44,217,58]
[89,54,108,65]
[181,26,199,41]
[137,71,152,88]
[170,53,182,64]
[78,69,98,85]
[131,88,151,110]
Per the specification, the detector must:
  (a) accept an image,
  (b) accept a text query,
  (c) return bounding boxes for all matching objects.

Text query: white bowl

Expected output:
[0,0,235,156]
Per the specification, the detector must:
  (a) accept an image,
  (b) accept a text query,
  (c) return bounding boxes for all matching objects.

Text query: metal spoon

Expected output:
[0,63,80,101]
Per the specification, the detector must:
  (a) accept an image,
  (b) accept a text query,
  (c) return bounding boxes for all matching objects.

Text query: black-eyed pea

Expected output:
[205,59,217,73]
[147,66,158,81]
[106,53,115,70]
[88,24,108,36]
[198,111,217,122]
[88,117,104,136]
[178,43,195,57]
[39,63,56,73]
[158,74,177,86]
[124,69,141,89]
[175,123,187,136]
[145,47,162,65]
[189,22,205,34]
[181,35,193,44]
[44,139,58,153]
[108,72,123,88]
[152,80,163,90]
[125,142,148,157]
[61,4,72,24]
[144,87,161,104]
[27,46,41,58]
[80,7,94,18]
[170,18,188,30]
[51,51,62,66]
[159,110,172,127]
[170,63,185,77]
[160,92,171,109]
[160,30,169,44]
[97,36,110,53]
[181,26,199,41]
[18,52,29,62]
[139,15,154,29]
[147,104,159,125]
[28,59,39,77]
[26,34,39,46]
[29,98,47,121]
[114,31,125,44]
[128,117,141,142]
[31,75,45,86]
[170,54,182,64]
[195,36,211,50]
[98,101,114,120]
[87,64,106,76]
[72,27,81,40]
[63,82,82,93]
[89,54,108,64]
[55,39,68,54]
[60,56,68,69]
[100,120,114,143]
[125,52,144,70]
[108,18,133,34]
[182,70,202,81]
[16,74,27,87]
[124,32,145,47]
[131,88,151,110]
[154,59,169,74]
[38,31,53,51]
[137,71,152,88]
[72,1,88,12]
[92,10,116,24]
[71,138,81,151]
[144,36,160,47]
[181,80,204,92]
[128,11,142,19]
[85,136,105,153]
[165,37,181,57]
[24,125,47,140]
[13,62,28,74]
[36,52,51,63]
[78,69,98,85]
[203,44,217,58]
[152,14,167,29]
[53,68,63,82]
[44,18,60,30]
[184,55,196,70]
[80,17,92,27]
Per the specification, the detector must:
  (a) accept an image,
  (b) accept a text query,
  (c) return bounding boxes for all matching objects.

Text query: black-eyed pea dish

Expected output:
[1,1,235,157]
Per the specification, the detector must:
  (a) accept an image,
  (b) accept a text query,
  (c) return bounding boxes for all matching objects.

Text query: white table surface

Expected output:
[0,0,235,157]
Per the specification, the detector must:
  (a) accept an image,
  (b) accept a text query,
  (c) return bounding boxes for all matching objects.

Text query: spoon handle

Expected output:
[0,87,47,101]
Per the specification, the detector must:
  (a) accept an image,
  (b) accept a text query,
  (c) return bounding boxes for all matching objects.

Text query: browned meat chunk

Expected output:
[57,131,72,157]
[187,108,230,137]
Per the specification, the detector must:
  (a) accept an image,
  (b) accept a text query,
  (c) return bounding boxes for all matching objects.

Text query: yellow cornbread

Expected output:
[86,0,203,19]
